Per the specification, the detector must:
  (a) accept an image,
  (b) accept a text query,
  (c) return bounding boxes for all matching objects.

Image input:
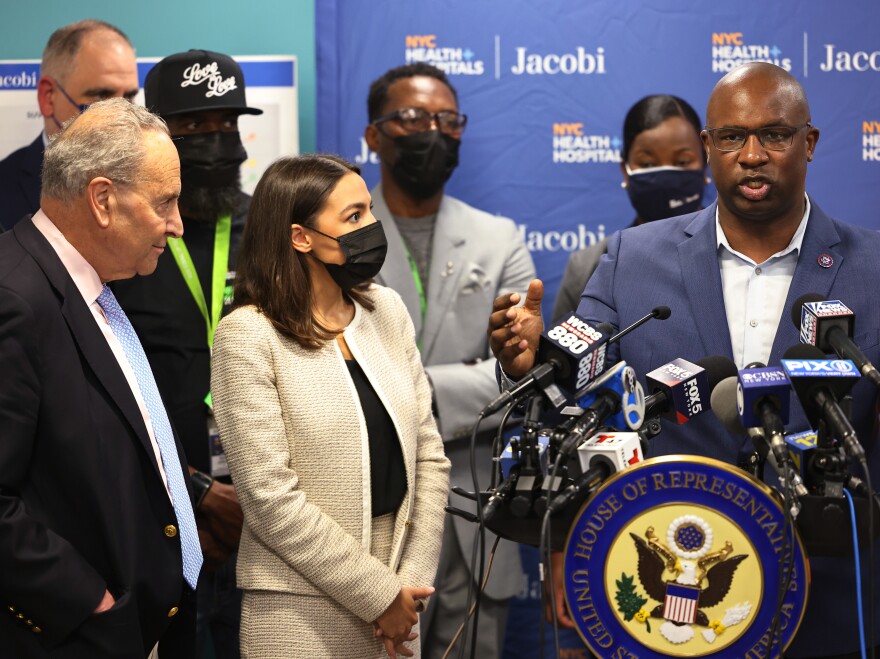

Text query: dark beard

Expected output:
[179,180,243,222]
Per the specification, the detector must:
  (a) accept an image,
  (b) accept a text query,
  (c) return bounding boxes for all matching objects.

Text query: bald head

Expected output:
[701,62,820,239]
[38,20,139,136]
[707,63,811,128]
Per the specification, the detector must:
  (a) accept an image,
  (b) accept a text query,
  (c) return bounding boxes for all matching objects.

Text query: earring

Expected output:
[620,181,627,189]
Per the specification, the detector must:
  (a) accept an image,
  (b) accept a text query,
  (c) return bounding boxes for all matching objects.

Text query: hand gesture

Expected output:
[487,279,545,379]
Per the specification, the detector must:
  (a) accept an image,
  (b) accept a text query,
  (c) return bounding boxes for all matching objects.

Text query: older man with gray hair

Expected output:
[0,98,200,658]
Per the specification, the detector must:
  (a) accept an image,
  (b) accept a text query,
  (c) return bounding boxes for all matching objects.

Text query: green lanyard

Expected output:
[167,214,232,348]
[406,250,427,348]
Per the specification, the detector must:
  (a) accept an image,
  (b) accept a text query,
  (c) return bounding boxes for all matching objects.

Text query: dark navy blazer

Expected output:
[578,199,880,656]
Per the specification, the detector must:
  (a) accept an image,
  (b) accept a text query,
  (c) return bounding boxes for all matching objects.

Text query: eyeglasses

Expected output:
[372,107,467,136]
[704,123,812,152]
[51,78,91,114]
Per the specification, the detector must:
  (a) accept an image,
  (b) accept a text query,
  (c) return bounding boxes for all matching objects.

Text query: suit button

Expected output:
[168,607,179,618]
[32,626,41,634]
[164,524,178,538]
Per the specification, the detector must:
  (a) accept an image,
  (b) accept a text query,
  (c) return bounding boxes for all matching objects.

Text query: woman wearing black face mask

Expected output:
[552,95,708,320]
[210,154,450,659]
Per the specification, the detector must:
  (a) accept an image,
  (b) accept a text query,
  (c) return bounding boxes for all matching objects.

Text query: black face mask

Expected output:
[310,221,388,292]
[389,130,460,199]
[625,166,706,223]
[174,131,248,188]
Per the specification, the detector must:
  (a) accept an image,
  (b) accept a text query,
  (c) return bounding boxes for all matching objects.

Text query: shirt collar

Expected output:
[715,194,811,264]
[31,209,104,306]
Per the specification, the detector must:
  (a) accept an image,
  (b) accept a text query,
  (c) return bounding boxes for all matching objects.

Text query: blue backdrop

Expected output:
[316,0,880,316]
[315,2,879,655]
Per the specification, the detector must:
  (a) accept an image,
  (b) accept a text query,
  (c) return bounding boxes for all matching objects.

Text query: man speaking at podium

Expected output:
[489,62,880,657]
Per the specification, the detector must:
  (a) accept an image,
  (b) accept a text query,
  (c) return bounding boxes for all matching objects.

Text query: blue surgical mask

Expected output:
[625,165,706,223]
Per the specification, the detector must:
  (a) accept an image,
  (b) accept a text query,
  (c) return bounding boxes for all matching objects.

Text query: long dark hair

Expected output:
[233,154,375,349]
[622,94,704,164]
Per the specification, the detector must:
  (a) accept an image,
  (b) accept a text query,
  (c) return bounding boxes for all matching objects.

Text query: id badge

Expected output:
[207,411,230,478]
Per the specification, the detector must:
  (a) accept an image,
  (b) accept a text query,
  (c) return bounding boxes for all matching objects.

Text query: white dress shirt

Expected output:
[32,209,172,498]
[716,196,811,368]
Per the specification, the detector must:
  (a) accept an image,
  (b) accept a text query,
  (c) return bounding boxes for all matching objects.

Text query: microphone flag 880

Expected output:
[800,300,855,348]
[645,358,708,424]
[736,366,791,428]
[539,312,609,397]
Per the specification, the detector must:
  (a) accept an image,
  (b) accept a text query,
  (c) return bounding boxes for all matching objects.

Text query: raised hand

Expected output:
[487,279,545,378]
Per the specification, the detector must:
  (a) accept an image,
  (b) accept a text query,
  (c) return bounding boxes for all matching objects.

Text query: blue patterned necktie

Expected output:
[96,284,203,589]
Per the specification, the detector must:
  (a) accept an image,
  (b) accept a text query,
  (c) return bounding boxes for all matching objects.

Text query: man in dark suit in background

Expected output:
[0,98,201,658]
[0,19,138,231]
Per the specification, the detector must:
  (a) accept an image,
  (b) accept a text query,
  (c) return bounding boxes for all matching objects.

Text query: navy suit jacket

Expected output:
[577,199,880,656]
[0,135,43,232]
[0,217,195,657]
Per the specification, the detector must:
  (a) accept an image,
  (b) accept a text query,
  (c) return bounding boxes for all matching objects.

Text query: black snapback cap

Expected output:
[144,49,263,117]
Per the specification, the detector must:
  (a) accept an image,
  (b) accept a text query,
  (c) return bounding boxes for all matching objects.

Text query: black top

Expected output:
[345,360,407,516]
[112,193,249,474]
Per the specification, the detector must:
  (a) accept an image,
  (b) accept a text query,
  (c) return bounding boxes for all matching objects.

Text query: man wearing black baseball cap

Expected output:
[113,49,261,659]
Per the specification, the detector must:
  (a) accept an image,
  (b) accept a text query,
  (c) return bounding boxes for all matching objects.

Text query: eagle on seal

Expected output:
[629,530,748,627]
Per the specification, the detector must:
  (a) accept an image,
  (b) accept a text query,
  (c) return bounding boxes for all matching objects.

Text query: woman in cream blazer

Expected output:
[211,155,450,659]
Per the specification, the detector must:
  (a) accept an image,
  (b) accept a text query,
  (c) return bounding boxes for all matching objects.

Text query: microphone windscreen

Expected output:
[698,355,738,392]
[710,376,745,435]
[652,306,672,320]
[783,343,825,361]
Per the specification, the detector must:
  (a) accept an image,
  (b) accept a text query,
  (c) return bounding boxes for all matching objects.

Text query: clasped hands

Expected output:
[196,479,243,571]
[373,585,434,658]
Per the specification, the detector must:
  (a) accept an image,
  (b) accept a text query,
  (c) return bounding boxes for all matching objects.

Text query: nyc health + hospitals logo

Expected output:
[552,122,621,164]
[863,121,880,162]
[404,35,485,76]
[711,32,792,72]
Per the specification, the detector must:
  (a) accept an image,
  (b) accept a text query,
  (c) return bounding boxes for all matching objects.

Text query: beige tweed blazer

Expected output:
[211,285,450,624]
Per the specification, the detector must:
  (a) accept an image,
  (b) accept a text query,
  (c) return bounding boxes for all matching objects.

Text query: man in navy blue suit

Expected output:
[489,62,880,658]
[0,20,138,231]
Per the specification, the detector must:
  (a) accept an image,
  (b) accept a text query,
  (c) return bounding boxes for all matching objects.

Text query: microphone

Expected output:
[736,365,791,470]
[606,306,671,344]
[711,376,809,498]
[781,344,865,461]
[643,356,732,424]
[793,293,880,387]
[576,360,646,432]
[546,431,643,515]
[484,312,611,414]
[534,363,645,516]
[557,361,645,460]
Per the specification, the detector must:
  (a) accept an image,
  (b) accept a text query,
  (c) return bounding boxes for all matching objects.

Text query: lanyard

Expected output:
[405,250,427,348]
[167,214,232,348]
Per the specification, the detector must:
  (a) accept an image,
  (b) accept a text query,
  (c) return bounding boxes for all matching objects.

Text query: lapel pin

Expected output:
[441,261,454,277]
[817,254,833,268]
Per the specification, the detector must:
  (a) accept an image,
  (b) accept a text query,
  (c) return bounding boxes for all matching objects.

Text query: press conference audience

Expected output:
[0,19,138,231]
[210,154,450,658]
[489,62,880,658]
[553,94,709,320]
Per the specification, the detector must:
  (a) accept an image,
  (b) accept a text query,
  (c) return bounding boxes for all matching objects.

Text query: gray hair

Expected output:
[42,20,133,82]
[42,98,169,202]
